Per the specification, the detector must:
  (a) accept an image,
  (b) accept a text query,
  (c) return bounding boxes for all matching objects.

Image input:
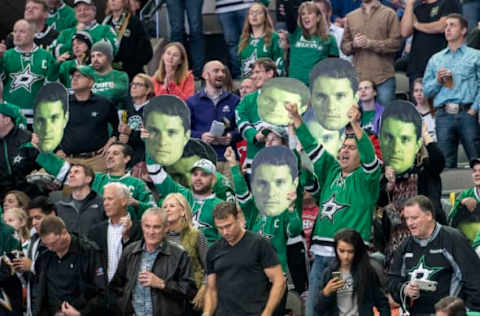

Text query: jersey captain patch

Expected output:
[408,255,443,281]
[9,64,43,93]
[320,194,349,223]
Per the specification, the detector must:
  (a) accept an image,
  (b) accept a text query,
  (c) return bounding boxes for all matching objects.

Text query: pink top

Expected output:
[152,70,195,101]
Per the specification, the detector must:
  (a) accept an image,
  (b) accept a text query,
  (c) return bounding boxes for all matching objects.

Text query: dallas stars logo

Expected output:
[12,154,24,164]
[320,194,349,223]
[192,209,211,229]
[9,64,43,93]
[242,50,257,76]
[408,255,443,281]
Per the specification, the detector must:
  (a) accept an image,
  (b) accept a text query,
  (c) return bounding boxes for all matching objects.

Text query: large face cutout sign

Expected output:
[144,95,191,166]
[379,100,423,174]
[257,77,310,126]
[251,146,299,217]
[33,82,69,152]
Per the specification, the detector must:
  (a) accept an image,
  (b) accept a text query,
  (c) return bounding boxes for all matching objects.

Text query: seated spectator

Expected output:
[118,73,154,166]
[152,42,194,101]
[413,78,436,141]
[109,207,197,316]
[1,19,58,124]
[187,60,240,182]
[282,1,339,86]
[314,0,352,62]
[50,0,118,58]
[388,195,480,315]
[57,65,118,172]
[435,296,468,316]
[88,182,142,282]
[239,77,256,98]
[238,3,285,77]
[163,193,208,315]
[12,196,56,316]
[35,215,106,315]
[46,0,77,32]
[358,80,384,135]
[103,0,153,80]
[55,163,105,235]
[3,207,30,254]
[448,158,480,243]
[165,0,205,78]
[315,229,390,316]
[90,41,130,108]
[58,31,92,88]
[3,190,31,212]
[5,0,59,50]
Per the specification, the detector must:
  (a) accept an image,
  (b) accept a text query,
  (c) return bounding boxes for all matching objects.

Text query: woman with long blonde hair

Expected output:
[103,0,153,80]
[283,1,338,86]
[162,193,207,315]
[237,3,285,77]
[152,42,195,101]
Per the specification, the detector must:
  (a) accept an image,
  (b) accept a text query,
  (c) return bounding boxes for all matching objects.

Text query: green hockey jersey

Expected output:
[448,187,480,243]
[295,122,380,256]
[0,47,58,121]
[213,171,235,202]
[235,90,268,171]
[46,2,77,32]
[238,32,284,78]
[148,163,224,245]
[58,59,78,88]
[231,165,302,273]
[51,22,118,58]
[35,152,155,220]
[91,69,129,107]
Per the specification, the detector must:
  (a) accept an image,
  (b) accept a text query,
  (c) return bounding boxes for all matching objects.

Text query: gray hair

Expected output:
[103,182,131,200]
[141,207,168,226]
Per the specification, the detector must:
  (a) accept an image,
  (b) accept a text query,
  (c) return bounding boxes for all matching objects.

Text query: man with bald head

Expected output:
[186,60,240,180]
[1,19,58,125]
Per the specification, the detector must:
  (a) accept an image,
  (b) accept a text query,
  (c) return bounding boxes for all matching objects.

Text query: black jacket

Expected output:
[104,13,153,80]
[87,219,143,279]
[109,239,197,316]
[55,190,106,235]
[315,260,390,316]
[34,234,106,316]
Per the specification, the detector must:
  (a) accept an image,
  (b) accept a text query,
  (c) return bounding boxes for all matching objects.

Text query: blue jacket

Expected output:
[186,89,240,161]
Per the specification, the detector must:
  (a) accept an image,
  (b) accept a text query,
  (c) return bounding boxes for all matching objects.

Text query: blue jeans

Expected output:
[217,8,248,79]
[436,109,480,168]
[166,0,205,77]
[306,255,334,316]
[376,77,396,107]
[463,2,480,31]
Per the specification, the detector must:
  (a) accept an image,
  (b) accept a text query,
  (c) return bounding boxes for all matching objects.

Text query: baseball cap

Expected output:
[261,124,288,140]
[70,64,96,80]
[74,0,94,6]
[470,158,480,168]
[190,159,216,175]
[0,102,27,128]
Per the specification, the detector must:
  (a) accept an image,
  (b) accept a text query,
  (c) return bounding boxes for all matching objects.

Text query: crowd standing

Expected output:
[1,0,480,315]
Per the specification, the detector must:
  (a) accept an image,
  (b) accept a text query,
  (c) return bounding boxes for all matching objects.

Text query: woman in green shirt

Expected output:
[237,3,285,78]
[284,2,339,86]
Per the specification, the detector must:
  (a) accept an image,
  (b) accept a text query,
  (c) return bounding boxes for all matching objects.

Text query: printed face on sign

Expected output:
[33,83,69,152]
[251,146,298,217]
[380,101,423,174]
[144,95,191,166]
[257,78,310,126]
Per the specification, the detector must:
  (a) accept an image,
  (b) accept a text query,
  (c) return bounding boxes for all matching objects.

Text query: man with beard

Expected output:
[186,60,239,181]
[147,158,224,245]
[89,41,129,108]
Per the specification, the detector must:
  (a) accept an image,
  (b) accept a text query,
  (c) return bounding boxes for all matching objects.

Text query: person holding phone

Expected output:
[315,229,390,316]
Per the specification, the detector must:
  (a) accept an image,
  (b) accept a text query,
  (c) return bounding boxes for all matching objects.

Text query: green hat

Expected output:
[0,102,27,129]
[190,159,216,175]
[261,124,288,140]
[70,64,95,80]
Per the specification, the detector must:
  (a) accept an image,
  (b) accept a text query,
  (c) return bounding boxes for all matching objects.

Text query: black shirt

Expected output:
[407,0,460,76]
[124,97,147,166]
[61,93,119,154]
[206,231,280,316]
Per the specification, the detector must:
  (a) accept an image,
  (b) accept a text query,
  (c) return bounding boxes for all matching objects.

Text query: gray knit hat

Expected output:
[91,40,113,63]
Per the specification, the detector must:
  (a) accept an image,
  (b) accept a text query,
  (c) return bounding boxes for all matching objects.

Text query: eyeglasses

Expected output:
[130,82,147,88]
